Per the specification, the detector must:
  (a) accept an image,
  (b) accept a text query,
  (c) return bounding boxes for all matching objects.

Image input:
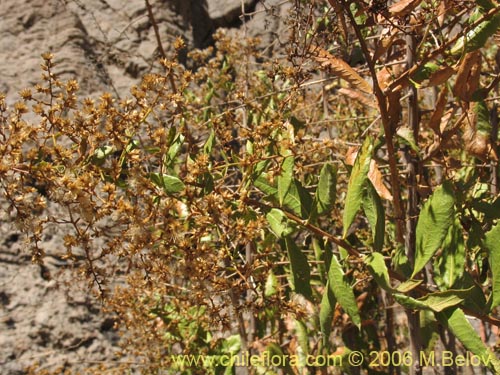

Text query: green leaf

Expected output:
[420,309,438,349]
[364,252,392,291]
[265,343,296,375]
[203,129,215,154]
[396,126,419,152]
[416,289,471,312]
[327,254,361,328]
[362,182,385,252]
[476,0,495,11]
[266,208,294,238]
[394,289,470,312]
[91,145,114,166]
[392,245,412,278]
[319,281,337,347]
[475,100,493,134]
[412,181,455,278]
[295,320,309,356]
[396,279,423,293]
[255,176,312,219]
[471,196,500,220]
[312,238,327,284]
[284,237,312,299]
[150,173,185,194]
[433,217,465,290]
[436,308,500,373]
[451,13,500,55]
[265,270,278,297]
[167,132,185,164]
[456,273,488,315]
[484,221,500,310]
[343,136,373,237]
[410,62,440,86]
[278,156,294,206]
[315,163,337,216]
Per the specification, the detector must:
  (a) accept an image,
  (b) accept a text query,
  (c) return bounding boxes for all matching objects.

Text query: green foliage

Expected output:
[413,181,456,278]
[3,1,500,374]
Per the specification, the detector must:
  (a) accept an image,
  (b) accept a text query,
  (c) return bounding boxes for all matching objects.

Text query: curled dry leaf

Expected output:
[463,103,499,162]
[345,147,393,201]
[437,0,450,27]
[373,27,399,62]
[312,46,372,94]
[428,86,448,134]
[377,66,393,92]
[428,66,456,87]
[345,146,359,166]
[389,0,423,17]
[368,160,394,201]
[338,87,378,109]
[453,51,481,102]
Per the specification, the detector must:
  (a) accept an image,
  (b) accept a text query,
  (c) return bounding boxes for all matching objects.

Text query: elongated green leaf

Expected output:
[392,245,412,278]
[265,270,278,297]
[150,173,185,194]
[287,179,313,219]
[417,289,471,312]
[278,156,294,206]
[397,126,419,152]
[266,208,294,238]
[295,320,309,357]
[433,217,465,290]
[312,238,327,284]
[315,163,337,215]
[484,221,500,310]
[265,342,296,375]
[451,13,500,55]
[255,176,312,219]
[364,252,392,291]
[362,182,385,251]
[319,281,337,347]
[343,136,373,237]
[420,310,439,352]
[476,0,495,11]
[475,100,492,134]
[412,181,455,278]
[396,279,423,293]
[394,289,469,312]
[327,254,361,328]
[166,132,185,166]
[455,273,488,315]
[203,129,215,154]
[436,308,500,373]
[284,237,312,299]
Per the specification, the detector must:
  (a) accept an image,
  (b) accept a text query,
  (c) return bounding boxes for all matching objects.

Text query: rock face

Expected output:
[0,0,290,373]
[0,0,287,102]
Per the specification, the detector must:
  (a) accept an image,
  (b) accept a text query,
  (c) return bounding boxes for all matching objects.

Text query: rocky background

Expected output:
[0,1,289,373]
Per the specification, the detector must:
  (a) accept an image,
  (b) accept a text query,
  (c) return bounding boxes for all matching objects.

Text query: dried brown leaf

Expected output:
[389,0,423,17]
[453,51,481,102]
[463,108,499,162]
[437,0,450,27]
[428,86,449,133]
[345,146,358,166]
[338,88,378,109]
[368,160,393,201]
[344,147,393,201]
[313,47,372,94]
[377,67,393,91]
[373,28,399,62]
[428,66,456,87]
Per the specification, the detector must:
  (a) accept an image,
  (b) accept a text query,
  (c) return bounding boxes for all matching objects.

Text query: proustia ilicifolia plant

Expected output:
[1,1,500,374]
